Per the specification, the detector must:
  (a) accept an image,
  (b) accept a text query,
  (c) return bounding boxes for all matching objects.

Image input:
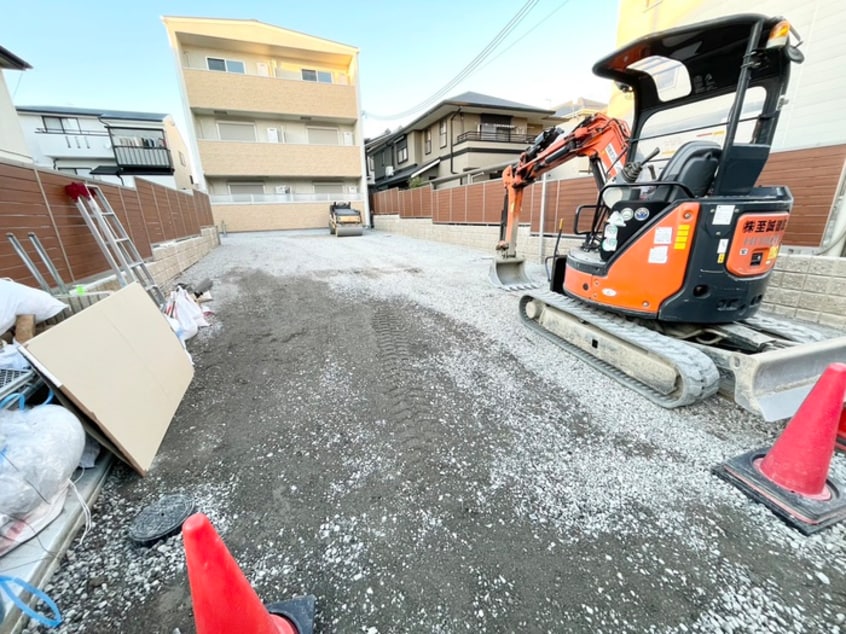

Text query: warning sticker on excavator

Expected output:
[654,227,673,245]
[713,205,735,225]
[717,238,729,254]
[674,224,690,250]
[648,246,669,264]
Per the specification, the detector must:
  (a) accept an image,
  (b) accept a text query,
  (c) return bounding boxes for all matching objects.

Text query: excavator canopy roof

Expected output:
[593,14,790,112]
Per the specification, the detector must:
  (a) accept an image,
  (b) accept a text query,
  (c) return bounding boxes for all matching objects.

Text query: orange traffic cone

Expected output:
[713,363,846,535]
[182,513,315,634]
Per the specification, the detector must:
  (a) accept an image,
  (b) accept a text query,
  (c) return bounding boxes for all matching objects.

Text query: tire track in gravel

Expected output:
[371,305,440,476]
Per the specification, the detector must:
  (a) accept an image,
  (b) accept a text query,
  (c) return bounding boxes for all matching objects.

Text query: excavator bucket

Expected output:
[489,257,539,291]
[701,335,846,422]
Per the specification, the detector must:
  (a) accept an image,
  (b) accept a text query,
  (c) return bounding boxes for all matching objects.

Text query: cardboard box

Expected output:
[20,283,194,475]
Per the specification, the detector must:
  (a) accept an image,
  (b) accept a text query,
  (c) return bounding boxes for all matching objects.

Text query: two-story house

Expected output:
[16,106,193,189]
[366,92,558,190]
[162,16,368,232]
[0,45,32,164]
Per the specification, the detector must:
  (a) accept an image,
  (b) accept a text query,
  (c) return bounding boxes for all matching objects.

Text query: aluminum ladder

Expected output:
[65,182,165,307]
[6,232,70,295]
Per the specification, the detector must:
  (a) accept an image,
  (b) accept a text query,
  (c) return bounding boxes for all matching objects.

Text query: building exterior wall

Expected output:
[164,16,367,231]
[211,202,335,232]
[162,116,194,190]
[17,112,112,169]
[0,74,32,164]
[609,0,846,251]
[16,110,193,190]
[182,69,358,120]
[197,140,361,178]
[610,0,846,151]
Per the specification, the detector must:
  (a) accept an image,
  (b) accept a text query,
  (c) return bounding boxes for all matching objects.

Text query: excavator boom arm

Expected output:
[497,113,631,258]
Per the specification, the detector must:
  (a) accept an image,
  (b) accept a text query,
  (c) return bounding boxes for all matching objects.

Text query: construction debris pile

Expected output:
[0,182,211,631]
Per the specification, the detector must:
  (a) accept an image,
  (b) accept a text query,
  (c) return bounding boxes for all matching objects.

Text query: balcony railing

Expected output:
[185,64,350,85]
[34,128,110,150]
[455,131,535,144]
[113,146,172,170]
[211,192,363,205]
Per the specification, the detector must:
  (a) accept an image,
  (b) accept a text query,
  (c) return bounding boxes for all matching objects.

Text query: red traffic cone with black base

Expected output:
[713,363,846,535]
[182,513,315,634]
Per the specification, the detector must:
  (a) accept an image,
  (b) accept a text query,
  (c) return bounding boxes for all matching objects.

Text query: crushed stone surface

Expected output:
[22,229,846,633]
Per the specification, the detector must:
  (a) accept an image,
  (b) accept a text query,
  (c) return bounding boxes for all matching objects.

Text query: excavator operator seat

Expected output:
[652,140,721,201]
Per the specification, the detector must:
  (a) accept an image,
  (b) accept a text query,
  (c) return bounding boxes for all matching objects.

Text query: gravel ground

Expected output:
[22,229,846,633]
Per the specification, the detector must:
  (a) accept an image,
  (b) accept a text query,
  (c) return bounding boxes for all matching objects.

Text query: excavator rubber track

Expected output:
[519,290,721,408]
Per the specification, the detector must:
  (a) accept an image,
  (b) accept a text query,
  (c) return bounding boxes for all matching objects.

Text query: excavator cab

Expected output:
[555,14,804,324]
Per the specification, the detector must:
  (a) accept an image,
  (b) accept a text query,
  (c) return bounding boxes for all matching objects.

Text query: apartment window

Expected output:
[425,129,432,154]
[439,120,447,147]
[479,114,514,139]
[306,127,339,145]
[227,182,265,201]
[313,182,344,194]
[207,57,245,74]
[396,136,408,164]
[217,122,256,142]
[301,69,333,83]
[367,155,375,172]
[42,116,81,133]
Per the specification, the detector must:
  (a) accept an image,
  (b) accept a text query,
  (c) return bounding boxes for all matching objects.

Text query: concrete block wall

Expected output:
[762,254,846,329]
[373,215,583,262]
[375,216,846,330]
[147,226,220,288]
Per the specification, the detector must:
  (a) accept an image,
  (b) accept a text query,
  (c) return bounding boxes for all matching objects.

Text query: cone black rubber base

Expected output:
[266,595,316,634]
[713,448,846,535]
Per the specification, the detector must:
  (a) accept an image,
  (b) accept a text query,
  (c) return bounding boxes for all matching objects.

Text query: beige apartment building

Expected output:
[162,17,367,232]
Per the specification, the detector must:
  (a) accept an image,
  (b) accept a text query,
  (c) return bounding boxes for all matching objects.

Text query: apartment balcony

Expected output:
[34,129,113,159]
[197,140,362,178]
[184,68,358,121]
[211,192,364,204]
[113,146,173,175]
[455,131,535,146]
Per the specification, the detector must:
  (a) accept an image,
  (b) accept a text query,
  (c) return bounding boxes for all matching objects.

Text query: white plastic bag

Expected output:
[0,279,68,334]
[0,342,30,371]
[0,404,85,555]
[165,288,208,341]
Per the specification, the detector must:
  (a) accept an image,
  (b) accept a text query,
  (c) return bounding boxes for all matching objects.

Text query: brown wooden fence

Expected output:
[0,160,214,286]
[372,144,846,247]
[373,177,599,236]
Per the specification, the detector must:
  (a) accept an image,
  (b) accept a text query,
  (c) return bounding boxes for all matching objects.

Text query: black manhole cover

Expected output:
[128,494,195,545]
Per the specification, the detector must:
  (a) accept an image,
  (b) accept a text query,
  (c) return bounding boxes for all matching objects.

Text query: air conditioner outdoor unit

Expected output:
[275,185,291,194]
[385,166,395,177]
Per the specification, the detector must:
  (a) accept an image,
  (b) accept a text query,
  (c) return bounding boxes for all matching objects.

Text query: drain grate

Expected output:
[128,494,196,546]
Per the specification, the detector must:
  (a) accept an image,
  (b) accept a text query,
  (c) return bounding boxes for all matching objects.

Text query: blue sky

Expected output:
[3,0,620,138]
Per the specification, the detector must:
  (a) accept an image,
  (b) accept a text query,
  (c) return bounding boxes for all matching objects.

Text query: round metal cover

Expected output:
[128,494,195,545]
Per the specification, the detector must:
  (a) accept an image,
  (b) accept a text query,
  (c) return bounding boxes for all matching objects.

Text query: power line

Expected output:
[364,0,541,121]
[475,0,574,76]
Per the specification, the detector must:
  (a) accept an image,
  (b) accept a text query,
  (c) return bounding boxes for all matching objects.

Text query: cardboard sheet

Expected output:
[20,283,194,475]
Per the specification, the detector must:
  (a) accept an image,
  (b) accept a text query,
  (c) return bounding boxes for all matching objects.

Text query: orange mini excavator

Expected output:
[491,14,846,420]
